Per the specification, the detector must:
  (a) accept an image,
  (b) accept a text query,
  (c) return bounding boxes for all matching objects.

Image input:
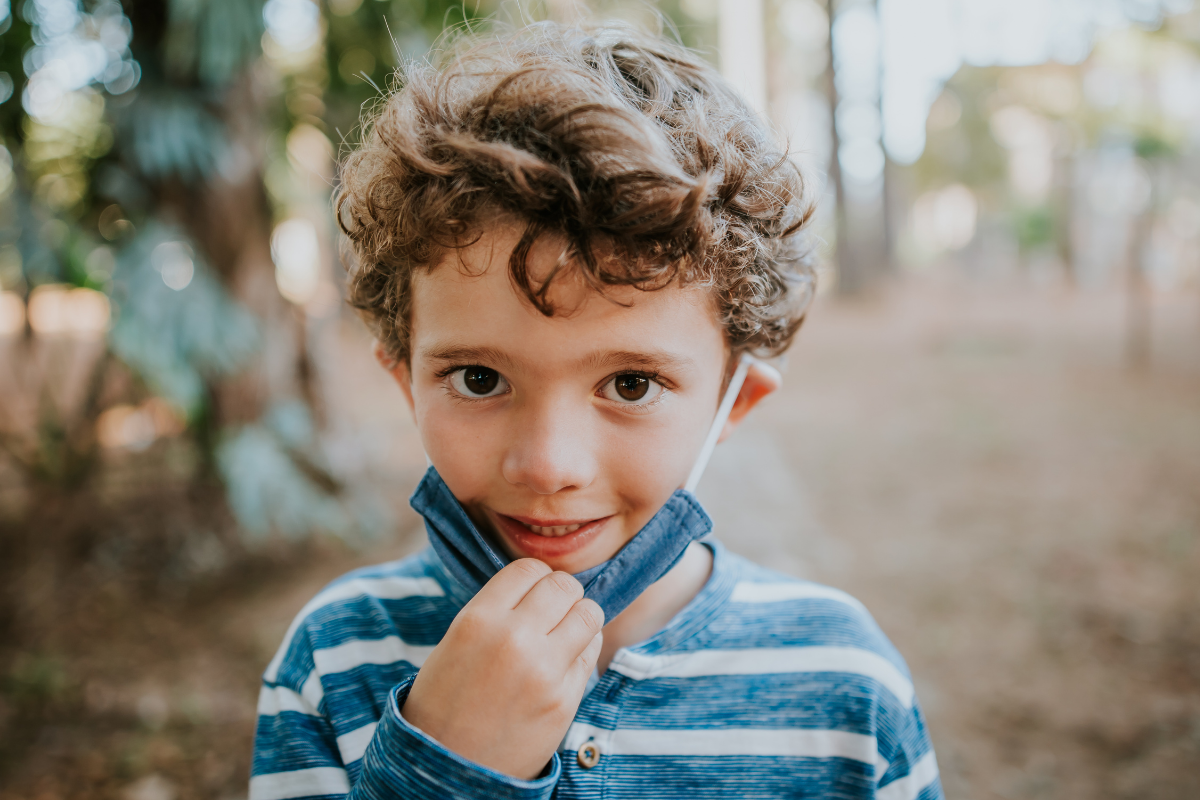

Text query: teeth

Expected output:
[528,523,582,537]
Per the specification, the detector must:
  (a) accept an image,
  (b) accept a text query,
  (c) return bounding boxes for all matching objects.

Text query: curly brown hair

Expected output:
[336,20,816,364]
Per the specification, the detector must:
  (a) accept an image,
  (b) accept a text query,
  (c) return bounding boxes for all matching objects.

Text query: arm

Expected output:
[874,699,943,800]
[251,559,602,798]
[250,675,562,800]
[352,675,561,799]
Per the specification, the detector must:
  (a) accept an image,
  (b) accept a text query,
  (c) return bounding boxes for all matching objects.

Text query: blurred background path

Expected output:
[2,0,1200,798]
[710,282,1200,800]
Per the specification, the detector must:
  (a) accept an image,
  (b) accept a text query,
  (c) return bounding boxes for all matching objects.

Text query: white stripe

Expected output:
[258,671,325,718]
[249,767,350,800]
[877,750,940,800]
[730,581,867,612]
[312,635,435,676]
[257,685,317,717]
[336,721,378,764]
[609,646,915,708]
[300,669,324,709]
[563,723,880,764]
[264,576,444,681]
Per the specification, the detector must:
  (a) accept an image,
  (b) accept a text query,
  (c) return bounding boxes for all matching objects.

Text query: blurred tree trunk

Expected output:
[119,2,319,465]
[1126,163,1154,370]
[1052,147,1076,286]
[875,0,893,277]
[194,77,312,431]
[824,0,857,295]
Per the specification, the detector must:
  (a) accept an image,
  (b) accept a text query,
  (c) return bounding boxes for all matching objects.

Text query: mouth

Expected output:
[491,512,612,560]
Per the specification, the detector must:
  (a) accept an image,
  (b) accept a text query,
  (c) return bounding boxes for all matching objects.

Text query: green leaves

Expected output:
[107,224,259,414]
[216,401,392,540]
[165,0,265,87]
[115,93,229,183]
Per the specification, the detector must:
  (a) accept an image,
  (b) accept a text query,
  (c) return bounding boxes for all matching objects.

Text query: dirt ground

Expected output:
[1,276,1198,800]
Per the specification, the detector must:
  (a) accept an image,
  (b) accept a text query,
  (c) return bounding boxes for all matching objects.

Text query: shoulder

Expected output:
[720,550,892,641]
[320,547,449,599]
[723,551,872,614]
[262,548,459,690]
[703,549,915,702]
[720,559,945,797]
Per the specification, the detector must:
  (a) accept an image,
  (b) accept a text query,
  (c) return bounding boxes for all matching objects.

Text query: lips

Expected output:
[491,512,611,560]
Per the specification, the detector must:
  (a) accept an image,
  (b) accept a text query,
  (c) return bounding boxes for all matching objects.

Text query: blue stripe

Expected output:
[697,603,906,666]
[579,756,876,798]
[575,673,894,733]
[303,597,457,651]
[252,711,340,776]
[272,635,318,696]
[321,662,418,732]
[916,780,944,800]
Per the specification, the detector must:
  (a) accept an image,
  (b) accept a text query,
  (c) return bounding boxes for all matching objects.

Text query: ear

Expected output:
[373,340,416,415]
[717,361,781,444]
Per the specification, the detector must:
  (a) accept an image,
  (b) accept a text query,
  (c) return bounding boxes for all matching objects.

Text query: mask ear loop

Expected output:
[683,352,754,493]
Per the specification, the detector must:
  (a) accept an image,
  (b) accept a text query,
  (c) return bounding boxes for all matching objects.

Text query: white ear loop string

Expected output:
[684,352,754,493]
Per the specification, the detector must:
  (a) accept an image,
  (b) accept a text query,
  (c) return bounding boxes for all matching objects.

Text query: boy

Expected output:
[251,21,941,800]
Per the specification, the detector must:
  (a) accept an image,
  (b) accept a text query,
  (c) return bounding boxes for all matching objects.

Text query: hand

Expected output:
[401,558,605,780]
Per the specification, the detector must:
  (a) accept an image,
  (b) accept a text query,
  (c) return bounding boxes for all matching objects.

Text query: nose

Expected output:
[500,394,597,495]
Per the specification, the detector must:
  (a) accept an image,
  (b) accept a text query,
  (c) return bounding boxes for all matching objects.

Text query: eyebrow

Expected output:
[419,344,695,374]
[580,350,695,373]
[420,345,520,372]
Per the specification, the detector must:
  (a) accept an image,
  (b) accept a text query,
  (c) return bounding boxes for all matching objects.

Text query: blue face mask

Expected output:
[409,468,712,623]
[408,354,755,623]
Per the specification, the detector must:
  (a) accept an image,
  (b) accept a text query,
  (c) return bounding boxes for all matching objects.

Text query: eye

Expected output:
[449,365,509,398]
[600,373,664,405]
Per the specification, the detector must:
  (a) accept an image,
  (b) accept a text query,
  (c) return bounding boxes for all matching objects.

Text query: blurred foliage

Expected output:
[909,15,1200,273]
[107,224,259,415]
[162,0,264,87]
[0,0,497,541]
[913,72,1009,201]
[1010,204,1055,254]
[218,400,390,541]
[1133,132,1177,161]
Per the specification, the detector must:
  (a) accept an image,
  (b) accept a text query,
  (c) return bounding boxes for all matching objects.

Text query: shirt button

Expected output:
[576,739,601,769]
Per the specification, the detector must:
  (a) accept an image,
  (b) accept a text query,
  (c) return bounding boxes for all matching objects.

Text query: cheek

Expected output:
[412,396,500,500]
[601,399,714,505]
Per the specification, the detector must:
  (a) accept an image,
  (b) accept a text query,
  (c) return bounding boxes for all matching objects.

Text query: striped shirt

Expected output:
[251,542,942,799]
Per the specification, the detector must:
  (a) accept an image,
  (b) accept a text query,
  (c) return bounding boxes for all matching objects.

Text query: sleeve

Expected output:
[874,696,943,800]
[250,633,560,800]
[351,675,561,800]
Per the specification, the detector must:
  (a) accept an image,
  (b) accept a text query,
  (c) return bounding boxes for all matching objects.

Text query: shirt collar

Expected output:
[616,539,735,658]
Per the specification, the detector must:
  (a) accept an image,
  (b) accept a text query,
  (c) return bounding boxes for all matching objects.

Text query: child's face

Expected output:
[386,225,740,574]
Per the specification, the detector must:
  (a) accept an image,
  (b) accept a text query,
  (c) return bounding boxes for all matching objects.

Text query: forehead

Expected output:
[408,225,726,367]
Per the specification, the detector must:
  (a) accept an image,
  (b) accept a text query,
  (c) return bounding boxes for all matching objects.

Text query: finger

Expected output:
[513,570,585,633]
[470,558,553,612]
[549,597,605,657]
[566,631,603,694]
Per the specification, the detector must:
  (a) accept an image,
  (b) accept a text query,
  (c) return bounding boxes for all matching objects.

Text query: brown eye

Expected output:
[600,373,664,406]
[614,376,652,400]
[464,367,498,394]
[614,374,649,400]
[450,366,507,397]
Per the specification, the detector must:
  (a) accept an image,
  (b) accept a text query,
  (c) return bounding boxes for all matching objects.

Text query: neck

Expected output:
[596,541,714,674]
